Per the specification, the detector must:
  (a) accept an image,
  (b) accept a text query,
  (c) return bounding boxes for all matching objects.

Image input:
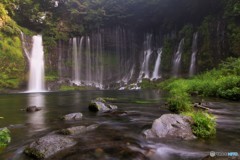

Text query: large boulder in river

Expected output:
[89,97,118,112]
[144,114,196,140]
[24,134,76,159]
[63,112,83,121]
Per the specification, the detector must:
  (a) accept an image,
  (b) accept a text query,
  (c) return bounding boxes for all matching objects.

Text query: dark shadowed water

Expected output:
[0,91,239,160]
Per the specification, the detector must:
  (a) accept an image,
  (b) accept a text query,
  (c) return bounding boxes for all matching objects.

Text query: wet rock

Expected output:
[26,106,42,112]
[144,114,196,140]
[89,97,118,112]
[24,134,77,159]
[59,124,99,135]
[193,102,210,111]
[63,113,83,121]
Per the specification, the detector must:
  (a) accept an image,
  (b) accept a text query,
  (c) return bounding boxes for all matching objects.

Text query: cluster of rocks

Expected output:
[24,97,118,159]
[24,97,198,159]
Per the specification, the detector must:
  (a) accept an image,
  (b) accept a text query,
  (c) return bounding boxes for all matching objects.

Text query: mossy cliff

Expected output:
[0,3,26,90]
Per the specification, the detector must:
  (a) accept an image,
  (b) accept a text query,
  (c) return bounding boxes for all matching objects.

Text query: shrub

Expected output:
[0,128,11,148]
[183,111,216,138]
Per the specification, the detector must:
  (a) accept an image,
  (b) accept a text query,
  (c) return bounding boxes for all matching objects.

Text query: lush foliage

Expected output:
[162,58,240,101]
[0,128,11,148]
[0,33,25,89]
[0,3,26,90]
[158,58,240,138]
[140,79,159,89]
[183,111,216,138]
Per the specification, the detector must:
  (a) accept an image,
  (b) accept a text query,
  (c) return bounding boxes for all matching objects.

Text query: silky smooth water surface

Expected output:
[0,91,239,160]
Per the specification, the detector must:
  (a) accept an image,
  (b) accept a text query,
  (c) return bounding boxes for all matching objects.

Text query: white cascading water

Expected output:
[138,34,152,80]
[189,32,198,76]
[172,38,184,77]
[151,48,163,80]
[28,35,45,92]
[72,37,83,85]
[86,36,92,84]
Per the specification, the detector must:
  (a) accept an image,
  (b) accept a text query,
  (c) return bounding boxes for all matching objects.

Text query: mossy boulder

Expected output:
[59,124,99,135]
[89,97,118,112]
[144,114,196,140]
[24,134,76,159]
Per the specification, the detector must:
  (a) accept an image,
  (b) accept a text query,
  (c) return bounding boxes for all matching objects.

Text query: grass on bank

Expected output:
[148,58,240,138]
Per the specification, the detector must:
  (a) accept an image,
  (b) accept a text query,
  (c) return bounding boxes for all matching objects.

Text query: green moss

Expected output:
[59,85,76,91]
[59,85,97,91]
[0,128,11,148]
[179,24,194,72]
[183,111,216,138]
[140,79,159,89]
[45,75,58,82]
[102,97,117,102]
[162,37,176,72]
[24,147,45,160]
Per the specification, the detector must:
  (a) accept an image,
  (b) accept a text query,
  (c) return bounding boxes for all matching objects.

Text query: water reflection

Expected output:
[27,93,46,133]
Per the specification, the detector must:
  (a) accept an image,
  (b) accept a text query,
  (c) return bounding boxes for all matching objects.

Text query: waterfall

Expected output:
[189,32,198,76]
[151,48,162,80]
[58,40,63,79]
[172,38,184,77]
[20,32,30,61]
[138,34,152,80]
[68,28,137,89]
[86,36,92,84]
[28,35,45,92]
[72,37,83,85]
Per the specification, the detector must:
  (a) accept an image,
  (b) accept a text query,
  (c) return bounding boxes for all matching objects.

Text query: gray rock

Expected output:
[89,97,118,112]
[26,106,42,112]
[59,124,99,135]
[24,134,77,159]
[63,113,83,121]
[144,114,196,140]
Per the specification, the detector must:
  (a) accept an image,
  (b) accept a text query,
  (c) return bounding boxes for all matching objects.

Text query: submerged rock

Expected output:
[89,97,118,112]
[26,106,42,112]
[24,134,77,159]
[144,114,196,140]
[63,113,83,121]
[59,124,99,135]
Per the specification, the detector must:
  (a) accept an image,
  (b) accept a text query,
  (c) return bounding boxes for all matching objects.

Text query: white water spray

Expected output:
[189,32,198,76]
[28,35,45,92]
[151,48,162,80]
[172,39,184,77]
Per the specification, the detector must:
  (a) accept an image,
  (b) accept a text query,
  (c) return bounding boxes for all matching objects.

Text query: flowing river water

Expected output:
[0,91,239,160]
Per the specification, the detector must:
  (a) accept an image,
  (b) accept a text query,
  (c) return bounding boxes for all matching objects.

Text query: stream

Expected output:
[0,90,239,160]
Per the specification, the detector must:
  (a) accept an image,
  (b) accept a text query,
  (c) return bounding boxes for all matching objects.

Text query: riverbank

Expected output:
[141,58,240,138]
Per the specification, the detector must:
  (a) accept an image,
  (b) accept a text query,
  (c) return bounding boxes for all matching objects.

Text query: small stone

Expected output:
[59,124,98,135]
[26,106,42,112]
[63,113,83,121]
